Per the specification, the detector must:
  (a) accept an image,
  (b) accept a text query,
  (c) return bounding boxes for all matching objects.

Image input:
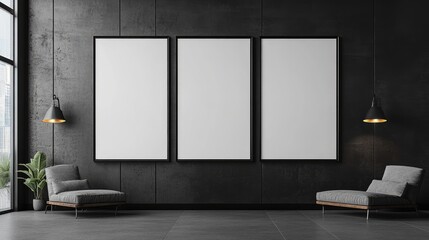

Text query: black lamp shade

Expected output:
[42,105,66,123]
[42,95,66,123]
[363,96,387,123]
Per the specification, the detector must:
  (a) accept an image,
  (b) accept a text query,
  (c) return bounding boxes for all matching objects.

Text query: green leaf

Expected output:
[39,152,47,169]
[37,179,46,189]
[33,152,46,170]
[19,165,35,178]
[17,170,32,178]
[37,169,46,179]
[23,181,36,192]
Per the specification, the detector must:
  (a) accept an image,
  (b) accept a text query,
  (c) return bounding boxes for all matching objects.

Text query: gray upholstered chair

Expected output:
[45,164,126,218]
[316,165,425,219]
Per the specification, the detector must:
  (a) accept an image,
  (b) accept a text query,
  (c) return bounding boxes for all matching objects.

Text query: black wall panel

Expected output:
[374,0,429,203]
[28,0,54,169]
[120,0,157,204]
[261,0,374,203]
[27,0,55,207]
[26,0,429,207]
[53,0,121,190]
[156,0,262,204]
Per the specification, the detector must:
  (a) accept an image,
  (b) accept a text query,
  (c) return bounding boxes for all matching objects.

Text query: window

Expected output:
[0,8,13,59]
[0,0,14,212]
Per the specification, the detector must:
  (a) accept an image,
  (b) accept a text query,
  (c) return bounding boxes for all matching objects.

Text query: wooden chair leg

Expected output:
[75,208,78,219]
[322,206,325,215]
[44,204,49,214]
[366,209,370,220]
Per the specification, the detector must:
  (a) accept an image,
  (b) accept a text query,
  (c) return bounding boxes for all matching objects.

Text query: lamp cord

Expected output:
[52,0,55,165]
[373,0,376,96]
[372,0,376,179]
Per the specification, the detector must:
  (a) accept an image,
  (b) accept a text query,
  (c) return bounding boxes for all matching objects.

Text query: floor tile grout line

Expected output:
[298,211,341,240]
[400,221,429,234]
[265,211,288,240]
[161,210,184,240]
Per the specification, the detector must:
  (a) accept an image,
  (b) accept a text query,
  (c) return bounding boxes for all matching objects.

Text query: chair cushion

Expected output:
[49,189,126,204]
[366,180,407,197]
[52,179,90,194]
[382,165,424,186]
[46,165,81,198]
[316,190,411,206]
[382,165,425,203]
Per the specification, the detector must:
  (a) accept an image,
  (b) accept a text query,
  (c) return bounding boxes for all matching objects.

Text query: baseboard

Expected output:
[121,204,321,210]
[417,204,429,210]
[18,203,429,211]
[20,203,319,210]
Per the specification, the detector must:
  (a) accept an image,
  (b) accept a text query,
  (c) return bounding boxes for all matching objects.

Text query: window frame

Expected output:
[0,0,15,214]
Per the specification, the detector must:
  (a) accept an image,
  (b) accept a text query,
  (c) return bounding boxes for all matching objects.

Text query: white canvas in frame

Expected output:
[177,38,251,160]
[261,38,338,160]
[95,38,168,160]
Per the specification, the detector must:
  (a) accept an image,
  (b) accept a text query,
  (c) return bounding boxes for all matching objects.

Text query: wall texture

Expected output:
[374,0,429,205]
[26,0,429,207]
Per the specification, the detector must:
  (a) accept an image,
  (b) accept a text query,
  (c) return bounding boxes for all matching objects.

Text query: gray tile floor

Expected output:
[0,210,428,240]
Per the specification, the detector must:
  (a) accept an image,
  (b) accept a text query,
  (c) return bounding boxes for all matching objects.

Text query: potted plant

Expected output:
[0,154,10,209]
[18,151,47,211]
[0,155,10,188]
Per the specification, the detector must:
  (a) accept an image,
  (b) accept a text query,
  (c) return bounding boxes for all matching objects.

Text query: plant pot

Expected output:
[33,199,45,211]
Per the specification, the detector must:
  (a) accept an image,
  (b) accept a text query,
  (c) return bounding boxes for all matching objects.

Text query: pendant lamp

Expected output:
[42,94,66,123]
[364,0,387,124]
[363,95,387,123]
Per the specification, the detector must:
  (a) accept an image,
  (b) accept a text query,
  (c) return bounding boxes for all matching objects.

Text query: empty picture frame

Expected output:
[261,37,339,160]
[94,37,169,161]
[177,37,252,160]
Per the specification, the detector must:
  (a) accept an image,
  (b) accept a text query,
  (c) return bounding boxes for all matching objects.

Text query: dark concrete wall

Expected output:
[374,0,429,205]
[26,0,429,206]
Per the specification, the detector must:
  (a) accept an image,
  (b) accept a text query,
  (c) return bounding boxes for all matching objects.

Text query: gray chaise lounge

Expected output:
[45,164,126,218]
[316,165,425,219]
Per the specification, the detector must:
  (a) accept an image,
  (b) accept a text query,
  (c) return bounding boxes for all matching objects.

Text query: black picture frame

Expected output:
[93,36,171,162]
[259,36,340,161]
[175,36,254,161]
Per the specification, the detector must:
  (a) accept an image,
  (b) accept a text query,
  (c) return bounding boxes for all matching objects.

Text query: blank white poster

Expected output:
[95,38,168,160]
[261,38,338,160]
[177,38,251,160]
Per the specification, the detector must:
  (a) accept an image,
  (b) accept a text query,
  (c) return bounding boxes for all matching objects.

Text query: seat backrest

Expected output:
[382,165,425,203]
[45,164,81,199]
